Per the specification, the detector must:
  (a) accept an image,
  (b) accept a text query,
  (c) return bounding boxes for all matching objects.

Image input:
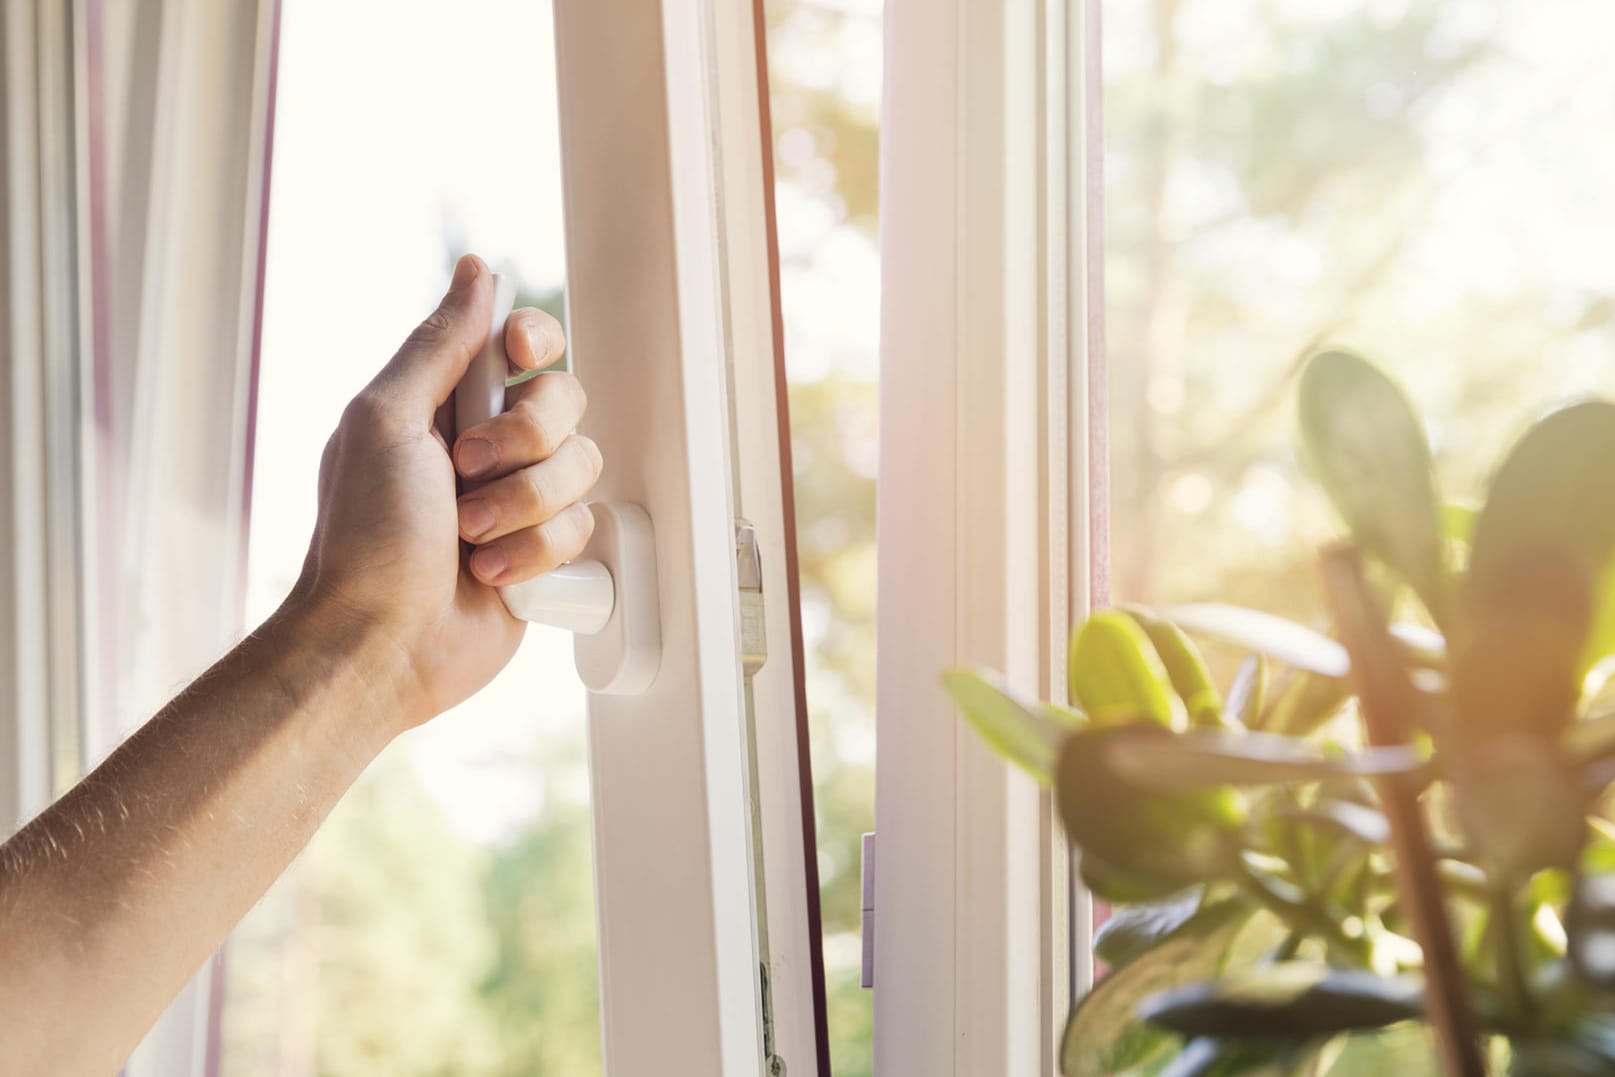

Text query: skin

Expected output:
[0,254,600,1076]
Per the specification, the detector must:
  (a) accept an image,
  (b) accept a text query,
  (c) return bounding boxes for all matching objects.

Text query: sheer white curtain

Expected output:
[0,1,280,1073]
[1,0,84,840]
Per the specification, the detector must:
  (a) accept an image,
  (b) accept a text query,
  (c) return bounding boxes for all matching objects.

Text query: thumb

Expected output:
[371,254,493,414]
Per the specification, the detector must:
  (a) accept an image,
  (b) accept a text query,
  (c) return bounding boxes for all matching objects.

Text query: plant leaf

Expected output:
[1103,728,1425,792]
[1454,547,1592,740]
[1154,1039,1229,1077]
[1469,400,1615,683]
[1138,964,1423,1038]
[1440,501,1480,547]
[1056,724,1245,896]
[1277,799,1391,847]
[1069,611,1179,726]
[1388,622,1446,668]
[1155,1037,1325,1077]
[1038,701,1087,730]
[1129,610,1223,725]
[1298,350,1448,625]
[1568,874,1615,989]
[1565,709,1615,768]
[1449,733,1586,879]
[1259,670,1351,737]
[1511,1020,1615,1076]
[1157,604,1348,679]
[1224,655,1267,729]
[1093,888,1204,969]
[1078,851,1204,904]
[943,667,1062,784]
[1060,899,1250,1077]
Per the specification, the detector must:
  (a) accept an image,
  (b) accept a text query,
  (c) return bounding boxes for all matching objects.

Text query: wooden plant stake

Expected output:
[1320,545,1484,1077]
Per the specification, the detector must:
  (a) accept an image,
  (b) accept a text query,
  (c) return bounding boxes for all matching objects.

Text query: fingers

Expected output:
[452,371,587,481]
[456,435,602,544]
[505,307,567,373]
[469,502,597,586]
[369,254,493,416]
[448,300,593,589]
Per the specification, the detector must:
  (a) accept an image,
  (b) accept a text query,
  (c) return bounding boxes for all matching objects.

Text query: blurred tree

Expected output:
[223,751,503,1077]
[476,748,602,1077]
[1107,0,1615,633]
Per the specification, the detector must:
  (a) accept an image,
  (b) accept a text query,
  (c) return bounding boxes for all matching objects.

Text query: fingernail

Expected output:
[458,499,495,539]
[451,253,483,291]
[525,322,550,366]
[456,437,498,477]
[471,546,508,582]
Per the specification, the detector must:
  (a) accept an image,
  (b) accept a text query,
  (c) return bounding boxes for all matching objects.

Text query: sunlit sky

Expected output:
[248,0,880,841]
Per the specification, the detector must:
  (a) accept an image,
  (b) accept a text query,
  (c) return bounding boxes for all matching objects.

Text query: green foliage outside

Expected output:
[224,743,602,1077]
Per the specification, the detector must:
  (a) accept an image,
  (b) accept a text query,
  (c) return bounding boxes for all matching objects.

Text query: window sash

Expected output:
[875,0,1105,1070]
[553,0,825,1071]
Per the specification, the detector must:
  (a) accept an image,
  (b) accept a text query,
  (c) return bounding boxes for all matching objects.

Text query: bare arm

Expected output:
[0,254,602,1075]
[0,602,406,1073]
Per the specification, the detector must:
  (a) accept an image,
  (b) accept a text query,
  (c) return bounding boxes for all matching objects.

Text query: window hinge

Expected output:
[736,520,767,676]
[861,831,876,989]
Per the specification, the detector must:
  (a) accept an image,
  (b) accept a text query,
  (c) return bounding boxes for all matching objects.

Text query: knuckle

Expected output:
[523,464,558,515]
[555,371,586,411]
[341,392,390,431]
[417,305,454,341]
[573,435,603,479]
[536,509,585,562]
[559,502,595,550]
[513,398,563,457]
[570,505,598,553]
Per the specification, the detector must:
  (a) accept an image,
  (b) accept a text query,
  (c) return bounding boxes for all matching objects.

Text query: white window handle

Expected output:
[454,273,660,694]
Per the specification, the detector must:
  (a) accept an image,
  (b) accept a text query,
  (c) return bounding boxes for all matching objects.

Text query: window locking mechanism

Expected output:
[736,521,767,677]
[733,519,779,1072]
[454,273,661,695]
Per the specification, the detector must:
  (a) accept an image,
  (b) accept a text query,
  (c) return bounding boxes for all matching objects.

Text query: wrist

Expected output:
[262,590,427,750]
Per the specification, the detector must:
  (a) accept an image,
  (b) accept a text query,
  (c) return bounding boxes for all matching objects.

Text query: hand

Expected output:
[292,254,601,728]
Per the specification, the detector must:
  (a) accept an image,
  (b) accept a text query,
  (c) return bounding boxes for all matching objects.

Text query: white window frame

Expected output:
[876,0,1105,1072]
[553,0,825,1073]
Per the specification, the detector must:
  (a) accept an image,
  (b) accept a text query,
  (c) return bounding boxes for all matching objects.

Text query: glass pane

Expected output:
[1104,1,1615,1073]
[1106,0,1615,625]
[220,2,600,1073]
[764,2,882,1074]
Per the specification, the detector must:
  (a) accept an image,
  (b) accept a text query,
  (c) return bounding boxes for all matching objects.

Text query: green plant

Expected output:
[946,350,1615,1076]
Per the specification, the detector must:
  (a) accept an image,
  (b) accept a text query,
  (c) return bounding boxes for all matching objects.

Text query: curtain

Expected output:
[0,1,281,1073]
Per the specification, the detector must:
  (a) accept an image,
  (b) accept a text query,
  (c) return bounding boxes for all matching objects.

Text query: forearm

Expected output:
[0,598,407,1076]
